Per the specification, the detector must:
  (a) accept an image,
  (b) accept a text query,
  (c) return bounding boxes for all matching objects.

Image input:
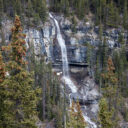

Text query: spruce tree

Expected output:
[123,0,128,29]
[67,101,86,128]
[101,37,108,73]
[98,98,113,128]
[106,1,117,27]
[102,56,118,110]
[0,53,5,83]
[15,0,22,16]
[0,52,6,128]
[1,16,39,128]
[0,0,3,27]
[77,0,85,20]
[37,0,47,23]
[27,0,34,17]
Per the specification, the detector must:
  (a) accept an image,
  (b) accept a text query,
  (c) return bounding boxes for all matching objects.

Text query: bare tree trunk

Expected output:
[42,77,46,120]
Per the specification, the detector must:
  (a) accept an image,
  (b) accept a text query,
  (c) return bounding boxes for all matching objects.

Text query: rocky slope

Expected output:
[0,13,128,127]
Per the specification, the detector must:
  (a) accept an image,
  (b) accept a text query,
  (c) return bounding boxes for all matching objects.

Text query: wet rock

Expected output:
[120,122,128,128]
[71,77,100,105]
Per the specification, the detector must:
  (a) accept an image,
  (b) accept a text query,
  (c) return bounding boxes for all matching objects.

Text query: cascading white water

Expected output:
[49,13,77,93]
[49,13,69,77]
[49,13,97,128]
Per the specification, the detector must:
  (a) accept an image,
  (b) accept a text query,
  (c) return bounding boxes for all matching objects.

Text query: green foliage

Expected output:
[106,1,117,27]
[71,15,77,33]
[86,43,95,77]
[61,0,69,15]
[98,98,113,128]
[0,0,48,24]
[34,57,65,127]
[0,16,39,128]
[35,0,47,23]
[0,52,6,127]
[101,57,118,109]
[113,44,128,97]
[49,0,128,29]
[95,37,108,86]
[0,0,3,27]
[77,0,86,19]
[67,101,86,128]
[123,0,128,29]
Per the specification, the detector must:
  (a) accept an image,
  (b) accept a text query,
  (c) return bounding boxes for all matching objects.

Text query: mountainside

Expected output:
[0,0,128,128]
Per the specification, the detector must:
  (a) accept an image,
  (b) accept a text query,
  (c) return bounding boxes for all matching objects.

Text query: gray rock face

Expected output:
[0,14,127,65]
[24,20,56,61]
[120,122,128,128]
[71,77,100,105]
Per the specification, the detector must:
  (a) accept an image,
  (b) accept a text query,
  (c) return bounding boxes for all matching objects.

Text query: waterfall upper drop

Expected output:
[49,13,77,93]
[49,13,69,77]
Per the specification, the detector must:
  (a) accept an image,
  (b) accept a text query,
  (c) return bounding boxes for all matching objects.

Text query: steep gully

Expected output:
[49,13,97,128]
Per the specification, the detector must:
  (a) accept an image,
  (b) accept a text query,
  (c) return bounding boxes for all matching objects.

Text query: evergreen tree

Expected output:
[67,101,86,128]
[0,0,3,27]
[0,52,5,83]
[86,43,95,77]
[61,0,69,15]
[123,0,128,29]
[37,0,47,23]
[77,0,85,19]
[0,52,6,128]
[71,14,77,33]
[15,0,22,16]
[102,56,118,110]
[98,98,113,128]
[101,37,108,73]
[35,56,64,127]
[1,16,39,128]
[27,0,34,17]
[106,1,118,27]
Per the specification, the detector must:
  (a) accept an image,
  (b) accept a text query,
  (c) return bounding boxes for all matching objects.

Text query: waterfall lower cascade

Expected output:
[49,13,97,128]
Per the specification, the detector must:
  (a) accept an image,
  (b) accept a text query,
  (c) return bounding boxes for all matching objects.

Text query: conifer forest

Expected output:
[0,0,128,128]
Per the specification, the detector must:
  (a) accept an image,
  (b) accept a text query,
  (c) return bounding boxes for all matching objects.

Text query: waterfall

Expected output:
[49,13,77,93]
[49,13,97,128]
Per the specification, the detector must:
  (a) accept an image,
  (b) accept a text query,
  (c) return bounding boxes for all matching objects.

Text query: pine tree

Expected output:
[86,43,95,77]
[113,43,128,97]
[77,0,85,19]
[60,0,69,15]
[37,0,47,23]
[67,101,86,128]
[27,0,34,17]
[102,56,118,110]
[0,0,3,27]
[15,0,22,16]
[106,1,117,27]
[1,16,39,128]
[71,15,77,33]
[0,53,5,83]
[0,0,3,13]
[0,52,6,128]
[101,37,108,73]
[98,98,113,128]
[123,0,128,29]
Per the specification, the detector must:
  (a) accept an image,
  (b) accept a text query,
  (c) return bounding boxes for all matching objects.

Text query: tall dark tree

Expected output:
[98,98,113,128]
[1,16,39,128]
[0,52,6,128]
[123,0,128,29]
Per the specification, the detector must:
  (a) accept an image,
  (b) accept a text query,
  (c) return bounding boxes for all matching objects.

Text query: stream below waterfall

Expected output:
[49,13,97,128]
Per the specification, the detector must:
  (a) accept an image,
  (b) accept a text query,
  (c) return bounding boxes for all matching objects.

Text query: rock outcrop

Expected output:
[70,77,100,105]
[1,13,127,65]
